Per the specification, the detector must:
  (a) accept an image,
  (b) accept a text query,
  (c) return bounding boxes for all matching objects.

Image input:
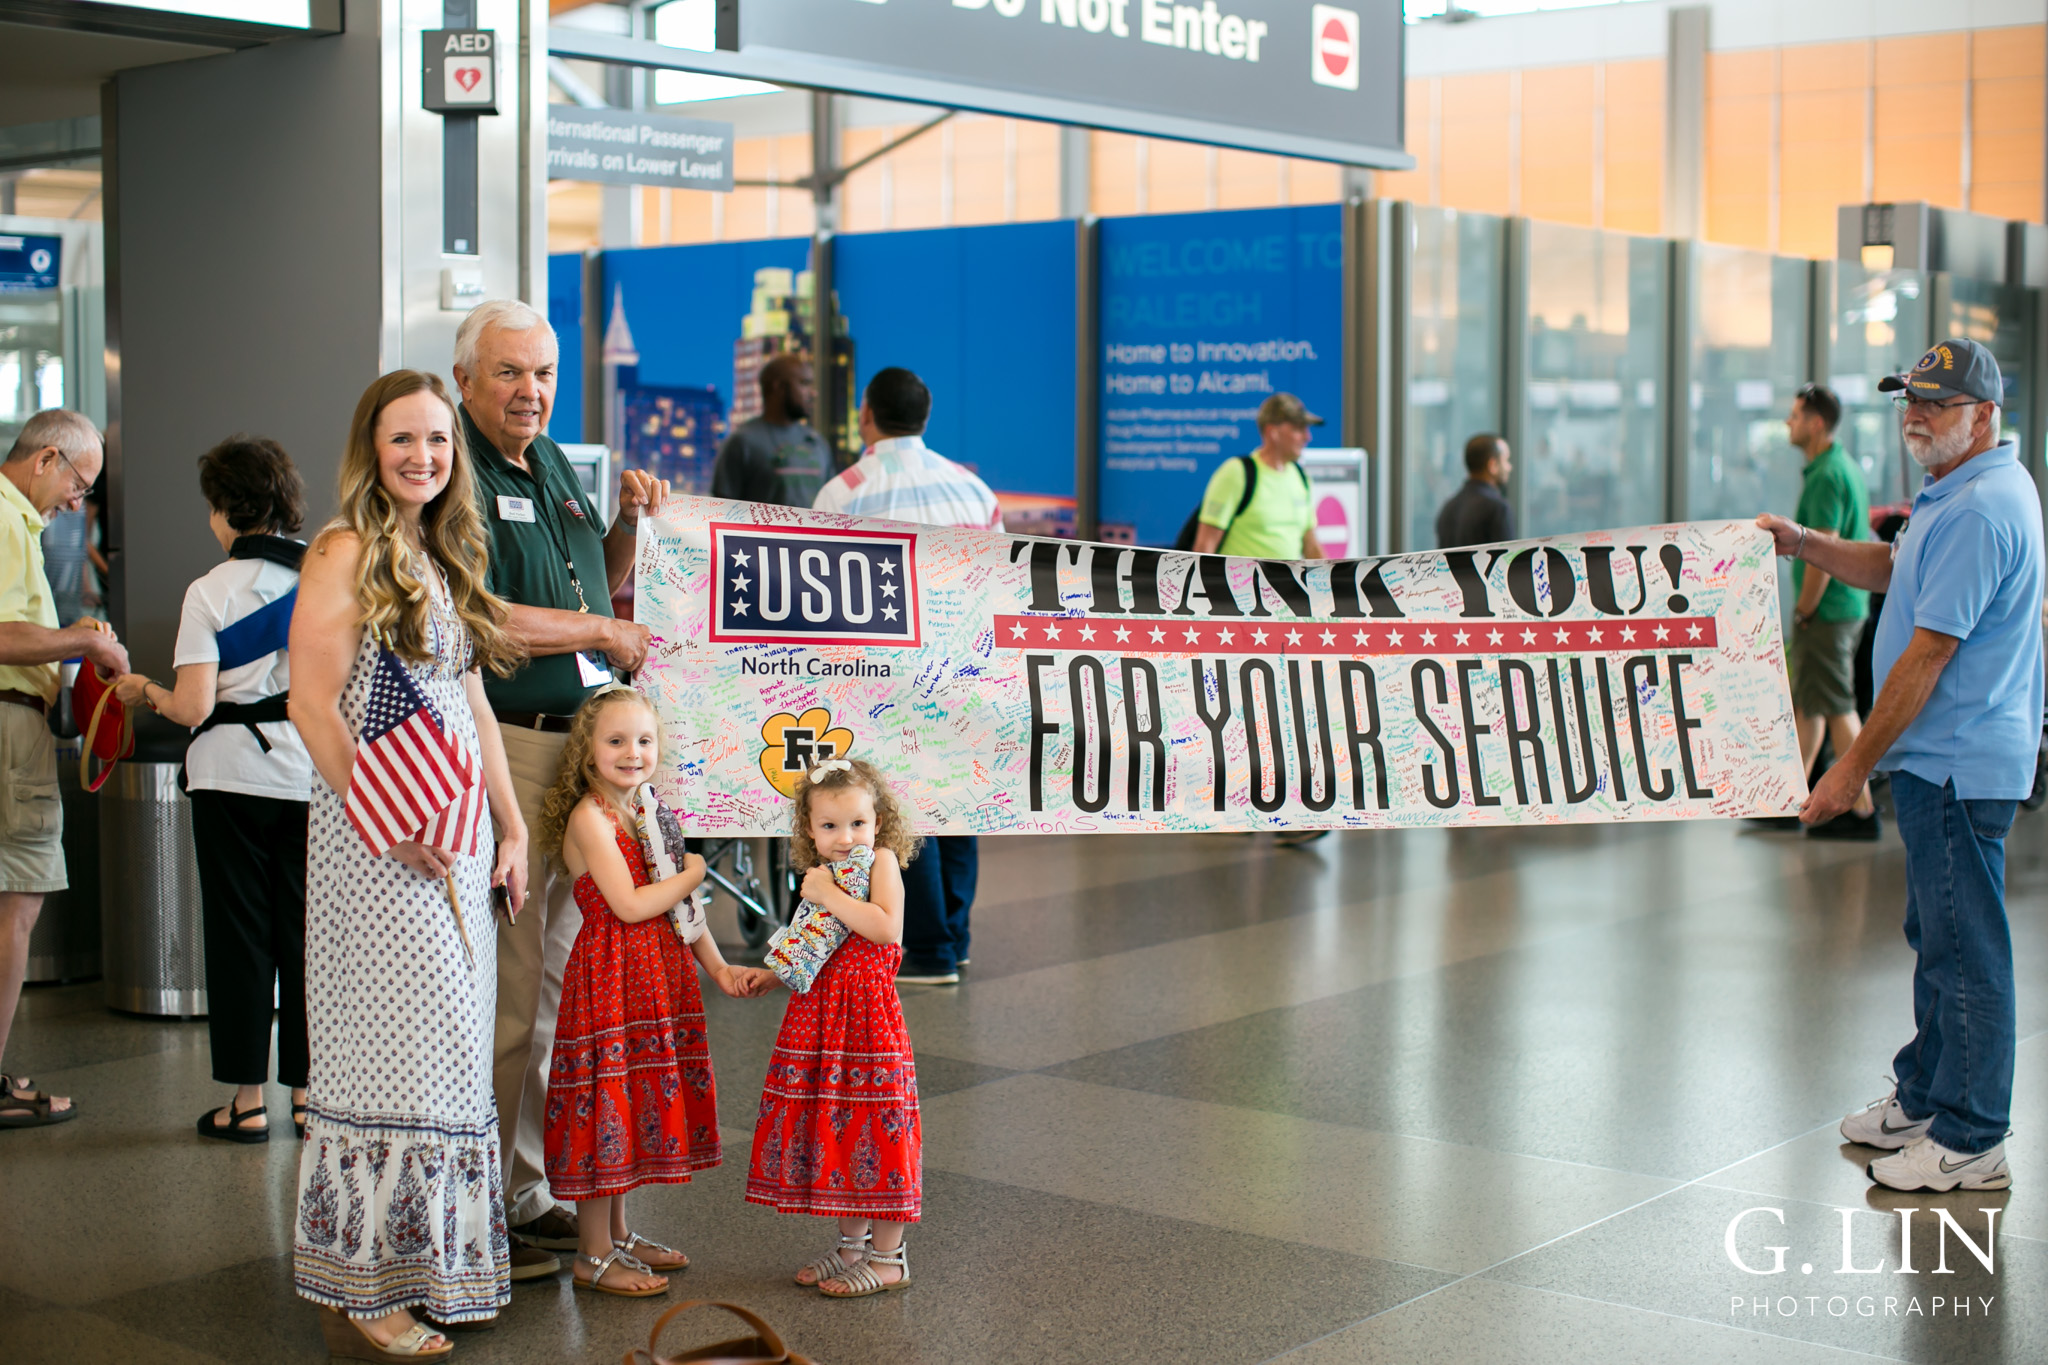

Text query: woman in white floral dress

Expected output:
[288,370,527,1361]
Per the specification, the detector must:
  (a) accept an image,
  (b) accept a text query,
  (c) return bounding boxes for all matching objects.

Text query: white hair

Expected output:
[453,299,557,376]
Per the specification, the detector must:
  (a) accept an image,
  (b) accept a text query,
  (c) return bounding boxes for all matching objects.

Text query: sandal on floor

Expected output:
[795,1232,870,1287]
[573,1247,668,1298]
[619,1230,688,1271]
[820,1241,911,1298]
[293,1101,309,1140]
[0,1074,77,1129]
[196,1098,269,1144]
[317,1307,452,1361]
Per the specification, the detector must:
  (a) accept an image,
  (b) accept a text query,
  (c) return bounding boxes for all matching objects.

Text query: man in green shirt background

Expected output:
[453,299,670,1267]
[1191,392,1325,561]
[1783,382,1880,840]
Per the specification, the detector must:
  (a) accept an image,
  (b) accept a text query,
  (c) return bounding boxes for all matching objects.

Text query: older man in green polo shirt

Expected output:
[1783,382,1879,840]
[453,299,669,1260]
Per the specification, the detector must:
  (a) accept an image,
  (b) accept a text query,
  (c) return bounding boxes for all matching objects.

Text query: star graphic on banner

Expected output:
[1587,626,1604,643]
[732,549,749,566]
[731,573,750,592]
[1252,629,1270,645]
[1488,629,1504,645]
[1654,625,1671,641]
[1621,626,1637,642]
[1079,624,1097,641]
[1521,628,1537,644]
[1320,630,1336,645]
[1353,630,1370,646]
[1184,627,1203,644]
[1218,628,1236,644]
[1115,625,1132,642]
[1286,630,1303,646]
[881,605,899,620]
[881,582,898,598]
[1553,628,1571,644]
[878,561,896,575]
[1687,623,1703,640]
[1454,630,1470,646]
[1045,624,1063,641]
[1420,630,1437,646]
[1149,626,1166,642]
[731,600,749,616]
[1009,622,1028,640]
[1387,629,1404,646]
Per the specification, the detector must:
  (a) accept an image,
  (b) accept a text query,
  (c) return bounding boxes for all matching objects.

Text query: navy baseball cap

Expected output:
[1877,337,2005,404]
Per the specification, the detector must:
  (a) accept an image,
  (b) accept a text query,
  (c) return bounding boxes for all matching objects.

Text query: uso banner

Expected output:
[635,499,1805,836]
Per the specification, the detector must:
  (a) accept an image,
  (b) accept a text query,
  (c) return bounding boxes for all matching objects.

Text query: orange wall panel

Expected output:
[1287,159,1341,204]
[1707,195,1770,251]
[1709,49,1776,99]
[1090,131,1141,216]
[1013,121,1061,221]
[1974,76,2046,132]
[1972,181,2043,220]
[1875,33,1968,87]
[1777,199,1840,260]
[1972,25,2045,80]
[1780,41,1871,93]
[1147,140,1212,213]
[1873,135,1965,208]
[1217,148,1285,209]
[950,119,1009,226]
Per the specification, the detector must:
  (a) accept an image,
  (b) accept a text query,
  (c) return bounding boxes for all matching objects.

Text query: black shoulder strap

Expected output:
[1226,454,1259,529]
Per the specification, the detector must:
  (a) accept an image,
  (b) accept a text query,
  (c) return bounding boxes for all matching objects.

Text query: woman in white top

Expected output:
[114,436,315,1144]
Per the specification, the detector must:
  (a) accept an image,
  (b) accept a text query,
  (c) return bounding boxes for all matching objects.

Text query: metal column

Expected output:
[1074,215,1100,540]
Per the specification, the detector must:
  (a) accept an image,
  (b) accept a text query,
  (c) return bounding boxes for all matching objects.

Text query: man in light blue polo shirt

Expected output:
[1760,337,2042,1193]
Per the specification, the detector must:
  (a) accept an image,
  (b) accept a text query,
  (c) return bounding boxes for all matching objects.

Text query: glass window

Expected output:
[1687,246,1810,524]
[1405,206,1504,551]
[1828,265,1927,510]
[1943,276,2034,460]
[1522,222,1668,536]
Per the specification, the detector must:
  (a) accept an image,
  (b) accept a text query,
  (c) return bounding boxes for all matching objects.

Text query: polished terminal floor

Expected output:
[6,802,2044,1364]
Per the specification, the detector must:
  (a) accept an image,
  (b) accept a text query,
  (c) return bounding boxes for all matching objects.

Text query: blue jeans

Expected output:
[901,835,978,971]
[1890,772,2017,1155]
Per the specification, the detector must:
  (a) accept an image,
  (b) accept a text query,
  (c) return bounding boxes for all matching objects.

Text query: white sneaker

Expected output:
[1868,1136,2012,1192]
[1840,1086,1934,1149]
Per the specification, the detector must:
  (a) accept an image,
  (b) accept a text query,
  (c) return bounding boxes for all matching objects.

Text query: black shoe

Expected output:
[507,1245,561,1282]
[1807,808,1882,842]
[1274,828,1330,847]
[510,1205,580,1251]
[196,1100,269,1144]
[896,958,960,985]
[1744,816,1803,831]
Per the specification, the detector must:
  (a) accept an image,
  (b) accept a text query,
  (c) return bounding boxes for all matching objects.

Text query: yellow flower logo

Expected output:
[758,707,856,798]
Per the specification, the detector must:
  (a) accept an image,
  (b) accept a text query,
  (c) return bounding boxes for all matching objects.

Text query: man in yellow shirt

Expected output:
[1191,393,1325,560]
[0,409,129,1129]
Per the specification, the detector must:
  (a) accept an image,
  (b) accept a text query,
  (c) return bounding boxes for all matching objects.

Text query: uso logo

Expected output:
[708,523,920,647]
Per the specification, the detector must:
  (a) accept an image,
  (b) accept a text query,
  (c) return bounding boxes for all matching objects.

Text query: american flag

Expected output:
[346,647,485,857]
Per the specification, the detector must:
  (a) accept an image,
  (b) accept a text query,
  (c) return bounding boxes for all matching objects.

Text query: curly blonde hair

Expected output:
[789,759,921,872]
[535,685,660,867]
[314,370,520,676]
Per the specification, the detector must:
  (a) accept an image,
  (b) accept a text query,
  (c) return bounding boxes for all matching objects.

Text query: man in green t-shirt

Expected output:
[1784,382,1879,840]
[1191,393,1324,561]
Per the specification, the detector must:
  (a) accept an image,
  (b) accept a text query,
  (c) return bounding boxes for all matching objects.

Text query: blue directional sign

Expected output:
[0,234,60,294]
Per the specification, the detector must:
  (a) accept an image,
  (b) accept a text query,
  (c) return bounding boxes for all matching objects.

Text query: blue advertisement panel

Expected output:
[835,221,1078,536]
[0,233,59,293]
[546,251,584,441]
[1097,205,1344,546]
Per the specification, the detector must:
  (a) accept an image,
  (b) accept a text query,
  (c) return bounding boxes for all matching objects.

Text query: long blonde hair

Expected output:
[316,370,519,675]
[536,686,660,867]
[789,758,920,872]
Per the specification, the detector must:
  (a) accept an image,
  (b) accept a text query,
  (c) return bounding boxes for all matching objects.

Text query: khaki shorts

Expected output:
[0,700,64,894]
[1789,616,1862,720]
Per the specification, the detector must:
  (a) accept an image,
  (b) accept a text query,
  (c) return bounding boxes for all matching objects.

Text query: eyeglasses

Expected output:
[1890,394,1979,414]
[52,448,93,499]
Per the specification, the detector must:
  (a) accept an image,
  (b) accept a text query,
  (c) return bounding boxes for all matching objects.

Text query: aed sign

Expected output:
[424,28,498,114]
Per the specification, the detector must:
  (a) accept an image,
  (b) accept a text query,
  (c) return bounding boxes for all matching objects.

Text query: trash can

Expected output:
[99,713,205,1018]
[23,731,103,983]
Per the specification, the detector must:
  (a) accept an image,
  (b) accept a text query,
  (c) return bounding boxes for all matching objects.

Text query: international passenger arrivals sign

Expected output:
[635,499,1807,836]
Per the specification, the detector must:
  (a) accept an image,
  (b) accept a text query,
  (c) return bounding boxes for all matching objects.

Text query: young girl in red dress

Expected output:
[747,757,924,1298]
[537,685,776,1298]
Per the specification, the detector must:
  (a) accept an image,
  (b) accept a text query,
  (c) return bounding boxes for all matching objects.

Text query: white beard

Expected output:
[1902,417,1977,469]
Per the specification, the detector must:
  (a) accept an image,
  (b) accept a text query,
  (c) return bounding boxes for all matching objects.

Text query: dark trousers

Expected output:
[900,835,978,971]
[188,788,310,1087]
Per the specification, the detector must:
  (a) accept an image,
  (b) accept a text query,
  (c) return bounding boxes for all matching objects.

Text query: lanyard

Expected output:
[506,453,593,614]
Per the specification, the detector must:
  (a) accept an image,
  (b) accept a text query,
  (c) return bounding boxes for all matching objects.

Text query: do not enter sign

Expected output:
[1310,4,1359,91]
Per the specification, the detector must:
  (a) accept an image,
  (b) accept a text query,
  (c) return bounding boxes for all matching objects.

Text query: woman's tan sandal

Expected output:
[317,1307,453,1361]
[794,1232,870,1287]
[574,1247,669,1298]
[819,1241,910,1298]
[620,1230,688,1271]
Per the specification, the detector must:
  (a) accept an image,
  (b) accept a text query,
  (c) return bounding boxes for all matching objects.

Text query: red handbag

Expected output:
[72,634,134,792]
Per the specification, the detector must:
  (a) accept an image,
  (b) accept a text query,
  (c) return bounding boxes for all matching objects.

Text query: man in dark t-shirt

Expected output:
[1436,432,1516,548]
[712,353,835,507]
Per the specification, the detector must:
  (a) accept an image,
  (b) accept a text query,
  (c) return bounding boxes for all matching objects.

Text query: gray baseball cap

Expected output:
[1878,337,2005,405]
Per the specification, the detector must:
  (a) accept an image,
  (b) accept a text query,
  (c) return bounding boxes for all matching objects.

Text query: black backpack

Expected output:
[1172,454,1310,551]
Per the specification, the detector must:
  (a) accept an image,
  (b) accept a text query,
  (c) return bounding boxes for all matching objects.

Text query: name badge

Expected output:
[496,495,536,523]
[576,651,613,687]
